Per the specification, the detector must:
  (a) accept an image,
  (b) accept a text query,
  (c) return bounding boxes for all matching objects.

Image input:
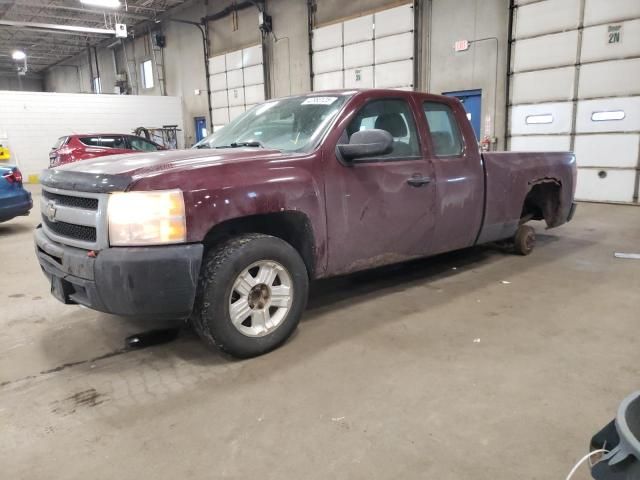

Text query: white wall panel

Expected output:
[511,67,576,104]
[312,47,343,74]
[575,168,637,202]
[227,86,245,107]
[374,4,413,38]
[229,105,246,121]
[510,102,574,135]
[312,23,342,51]
[314,71,343,90]
[209,55,226,74]
[344,41,373,69]
[581,19,640,62]
[243,64,264,86]
[513,31,579,72]
[375,32,413,64]
[575,96,640,133]
[344,66,374,88]
[574,134,640,168]
[515,0,581,39]
[208,44,263,126]
[578,59,640,98]
[225,50,243,71]
[509,135,572,151]
[212,107,230,125]
[375,60,413,88]
[242,45,263,67]
[211,90,229,108]
[343,14,373,44]
[209,73,227,92]
[0,92,184,177]
[584,0,640,26]
[244,84,265,105]
[226,69,244,89]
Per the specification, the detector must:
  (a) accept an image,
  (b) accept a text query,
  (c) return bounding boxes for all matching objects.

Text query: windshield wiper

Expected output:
[215,141,264,149]
[195,144,210,149]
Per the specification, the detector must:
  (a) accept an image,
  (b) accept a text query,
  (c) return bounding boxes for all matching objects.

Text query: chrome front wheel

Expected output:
[229,260,293,337]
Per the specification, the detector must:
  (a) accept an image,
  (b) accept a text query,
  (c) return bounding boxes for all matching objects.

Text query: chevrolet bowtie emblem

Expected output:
[45,200,57,222]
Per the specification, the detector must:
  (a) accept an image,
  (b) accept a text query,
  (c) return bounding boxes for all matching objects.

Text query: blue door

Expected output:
[195,117,208,142]
[443,89,481,140]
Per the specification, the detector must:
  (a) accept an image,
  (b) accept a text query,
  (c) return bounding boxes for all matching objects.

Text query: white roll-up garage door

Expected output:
[508,0,640,204]
[208,44,265,128]
[311,3,414,91]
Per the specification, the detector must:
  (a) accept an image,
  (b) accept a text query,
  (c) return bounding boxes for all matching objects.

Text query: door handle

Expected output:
[407,175,432,187]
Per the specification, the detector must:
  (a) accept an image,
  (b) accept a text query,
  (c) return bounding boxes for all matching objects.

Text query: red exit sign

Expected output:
[454,40,470,52]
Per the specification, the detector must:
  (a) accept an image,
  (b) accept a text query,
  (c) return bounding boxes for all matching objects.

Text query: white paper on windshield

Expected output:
[301,96,338,105]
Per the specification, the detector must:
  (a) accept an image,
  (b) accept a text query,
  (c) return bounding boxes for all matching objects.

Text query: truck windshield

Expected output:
[193,94,351,152]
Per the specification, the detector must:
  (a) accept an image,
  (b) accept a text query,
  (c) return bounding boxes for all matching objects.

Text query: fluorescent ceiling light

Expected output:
[12,50,26,60]
[80,0,121,8]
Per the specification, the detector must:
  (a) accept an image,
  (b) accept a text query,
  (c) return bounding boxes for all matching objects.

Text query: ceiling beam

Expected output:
[0,1,152,21]
[0,19,115,35]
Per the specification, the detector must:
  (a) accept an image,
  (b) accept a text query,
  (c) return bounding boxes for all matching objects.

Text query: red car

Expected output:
[49,134,165,168]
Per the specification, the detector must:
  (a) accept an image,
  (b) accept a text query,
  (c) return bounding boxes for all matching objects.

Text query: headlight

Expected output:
[108,189,187,246]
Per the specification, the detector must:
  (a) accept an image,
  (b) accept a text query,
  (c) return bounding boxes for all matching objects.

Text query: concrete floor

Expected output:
[1,186,638,480]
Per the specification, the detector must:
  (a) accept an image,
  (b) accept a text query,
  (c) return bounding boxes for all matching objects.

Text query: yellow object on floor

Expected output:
[0,145,10,162]
[28,174,40,184]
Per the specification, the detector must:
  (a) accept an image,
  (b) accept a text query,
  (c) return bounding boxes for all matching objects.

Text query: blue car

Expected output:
[0,165,32,222]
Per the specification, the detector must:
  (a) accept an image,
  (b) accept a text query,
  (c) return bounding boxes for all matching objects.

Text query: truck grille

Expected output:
[43,190,98,210]
[43,218,97,242]
[40,186,108,250]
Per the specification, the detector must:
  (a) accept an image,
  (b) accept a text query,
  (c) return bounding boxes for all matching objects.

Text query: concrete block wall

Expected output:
[43,0,510,148]
[0,91,184,179]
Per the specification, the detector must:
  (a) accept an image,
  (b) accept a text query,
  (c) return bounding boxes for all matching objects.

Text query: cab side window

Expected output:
[423,102,463,156]
[346,99,420,158]
[129,137,158,152]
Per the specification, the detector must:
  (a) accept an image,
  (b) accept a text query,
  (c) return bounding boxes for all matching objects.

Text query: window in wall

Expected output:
[423,102,463,156]
[93,77,102,94]
[346,99,420,158]
[141,60,154,89]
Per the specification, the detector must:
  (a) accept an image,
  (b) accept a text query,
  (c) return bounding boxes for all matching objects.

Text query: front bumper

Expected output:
[34,227,203,319]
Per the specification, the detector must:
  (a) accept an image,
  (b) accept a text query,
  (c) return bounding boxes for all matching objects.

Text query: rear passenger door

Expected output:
[323,95,437,275]
[421,99,485,254]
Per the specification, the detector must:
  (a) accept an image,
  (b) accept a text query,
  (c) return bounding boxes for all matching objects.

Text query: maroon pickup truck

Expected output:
[35,89,576,358]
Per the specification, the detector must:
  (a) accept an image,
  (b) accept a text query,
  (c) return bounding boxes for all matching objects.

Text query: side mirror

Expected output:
[337,129,393,161]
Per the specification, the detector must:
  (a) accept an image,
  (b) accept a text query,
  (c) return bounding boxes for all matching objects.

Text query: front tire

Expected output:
[191,233,309,358]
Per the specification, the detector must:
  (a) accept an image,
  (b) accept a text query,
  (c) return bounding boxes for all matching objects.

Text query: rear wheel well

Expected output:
[520,180,562,227]
[202,212,316,277]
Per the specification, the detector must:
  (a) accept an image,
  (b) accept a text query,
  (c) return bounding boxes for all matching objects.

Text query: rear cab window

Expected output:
[423,102,464,157]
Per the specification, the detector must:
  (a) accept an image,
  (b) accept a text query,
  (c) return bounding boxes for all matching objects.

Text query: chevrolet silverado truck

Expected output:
[35,89,577,358]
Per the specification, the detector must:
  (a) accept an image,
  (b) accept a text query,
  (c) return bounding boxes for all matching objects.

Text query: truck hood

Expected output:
[41,148,288,192]
[56,148,285,176]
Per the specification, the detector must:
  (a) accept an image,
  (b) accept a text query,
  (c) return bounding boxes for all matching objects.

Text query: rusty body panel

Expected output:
[45,89,577,280]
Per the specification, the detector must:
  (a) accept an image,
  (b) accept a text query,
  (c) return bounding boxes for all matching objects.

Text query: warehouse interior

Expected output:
[1,0,639,479]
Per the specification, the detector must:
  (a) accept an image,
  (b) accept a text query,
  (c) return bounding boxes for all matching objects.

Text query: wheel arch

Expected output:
[520,178,563,228]
[201,211,317,278]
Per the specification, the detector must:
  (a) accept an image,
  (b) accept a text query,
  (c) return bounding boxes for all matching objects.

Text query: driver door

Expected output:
[323,96,437,275]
